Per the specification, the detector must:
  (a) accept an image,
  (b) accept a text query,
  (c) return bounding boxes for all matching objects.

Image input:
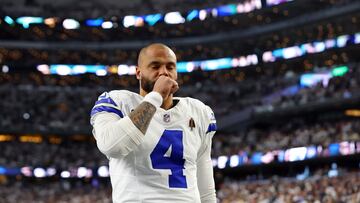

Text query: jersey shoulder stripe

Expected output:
[206,123,217,133]
[91,105,124,118]
[95,97,117,106]
[91,90,137,119]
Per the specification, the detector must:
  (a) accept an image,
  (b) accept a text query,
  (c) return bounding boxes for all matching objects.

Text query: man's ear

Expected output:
[136,66,141,80]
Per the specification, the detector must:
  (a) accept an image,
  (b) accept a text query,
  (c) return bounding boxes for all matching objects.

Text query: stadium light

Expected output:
[211,159,218,168]
[0,166,6,175]
[52,65,72,75]
[229,155,239,167]
[2,65,9,73]
[101,21,113,29]
[44,17,58,28]
[46,168,57,176]
[62,19,80,29]
[267,0,294,6]
[186,10,199,21]
[337,35,349,48]
[0,135,13,142]
[37,64,50,75]
[345,109,360,117]
[2,0,293,30]
[144,14,162,26]
[21,166,32,177]
[217,156,228,169]
[199,10,207,21]
[34,168,46,178]
[77,167,88,178]
[4,16,15,26]
[355,33,360,44]
[123,16,144,28]
[60,171,71,178]
[95,69,107,76]
[73,65,87,74]
[16,17,43,28]
[331,66,348,77]
[85,18,103,27]
[164,12,185,24]
[98,166,109,177]
[216,4,237,17]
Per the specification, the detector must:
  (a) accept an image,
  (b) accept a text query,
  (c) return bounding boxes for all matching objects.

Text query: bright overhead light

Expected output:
[63,19,80,29]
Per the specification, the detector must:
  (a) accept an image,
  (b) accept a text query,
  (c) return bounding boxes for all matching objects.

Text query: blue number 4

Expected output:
[150,130,187,188]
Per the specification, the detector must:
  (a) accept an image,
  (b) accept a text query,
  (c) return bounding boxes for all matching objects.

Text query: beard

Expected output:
[140,76,156,93]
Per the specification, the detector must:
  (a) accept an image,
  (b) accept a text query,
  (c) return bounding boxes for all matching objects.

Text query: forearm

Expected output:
[197,126,216,203]
[93,101,156,158]
[93,114,145,158]
[92,92,161,158]
[129,101,156,134]
[197,156,216,203]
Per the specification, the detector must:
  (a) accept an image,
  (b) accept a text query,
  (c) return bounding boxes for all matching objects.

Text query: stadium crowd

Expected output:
[0,167,358,203]
[0,62,359,133]
[1,118,358,169]
[0,138,104,169]
[0,181,112,203]
[217,168,360,203]
[212,119,360,157]
[254,64,360,112]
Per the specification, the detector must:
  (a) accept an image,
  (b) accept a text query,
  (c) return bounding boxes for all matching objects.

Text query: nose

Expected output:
[158,65,169,77]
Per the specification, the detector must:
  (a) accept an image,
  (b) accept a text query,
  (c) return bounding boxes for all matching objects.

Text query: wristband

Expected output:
[143,92,163,108]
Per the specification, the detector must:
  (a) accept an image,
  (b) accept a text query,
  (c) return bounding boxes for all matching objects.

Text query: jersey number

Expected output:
[150,130,187,188]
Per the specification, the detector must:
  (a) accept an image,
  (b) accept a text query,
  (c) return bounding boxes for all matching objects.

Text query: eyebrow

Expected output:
[148,61,176,66]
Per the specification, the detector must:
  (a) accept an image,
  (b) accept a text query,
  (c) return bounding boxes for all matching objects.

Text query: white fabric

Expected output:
[91,90,217,203]
[92,115,144,157]
[143,91,163,108]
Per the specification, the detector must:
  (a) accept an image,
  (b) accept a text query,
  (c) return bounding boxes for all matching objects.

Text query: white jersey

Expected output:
[90,90,217,203]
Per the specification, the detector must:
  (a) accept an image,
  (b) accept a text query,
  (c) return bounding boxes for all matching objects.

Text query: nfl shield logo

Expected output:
[163,114,170,123]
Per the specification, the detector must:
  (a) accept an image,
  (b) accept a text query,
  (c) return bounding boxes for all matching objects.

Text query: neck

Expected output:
[161,94,174,110]
[140,89,173,110]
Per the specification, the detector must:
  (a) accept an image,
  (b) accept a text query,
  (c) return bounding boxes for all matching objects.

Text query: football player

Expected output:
[91,43,217,202]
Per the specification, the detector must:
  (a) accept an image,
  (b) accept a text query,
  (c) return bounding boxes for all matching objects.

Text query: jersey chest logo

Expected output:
[163,114,171,123]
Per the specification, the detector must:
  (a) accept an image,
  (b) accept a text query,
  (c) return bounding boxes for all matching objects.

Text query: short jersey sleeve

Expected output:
[204,105,217,136]
[90,91,125,125]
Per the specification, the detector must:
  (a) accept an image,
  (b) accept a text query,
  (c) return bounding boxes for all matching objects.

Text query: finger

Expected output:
[171,83,179,94]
